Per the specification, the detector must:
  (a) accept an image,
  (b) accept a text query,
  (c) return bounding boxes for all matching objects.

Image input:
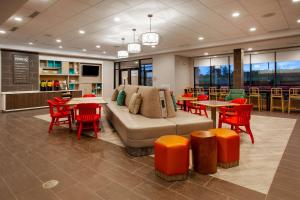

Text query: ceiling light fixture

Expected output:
[247,48,253,51]
[102,51,106,54]
[142,14,160,46]
[28,42,33,45]
[128,28,141,53]
[151,45,156,48]
[14,17,23,22]
[292,0,300,2]
[82,48,87,52]
[198,36,204,41]
[56,39,62,43]
[232,12,240,17]
[117,38,129,58]
[78,30,85,34]
[96,45,101,48]
[204,52,209,56]
[114,17,120,22]
[59,45,63,49]
[249,27,256,32]
[0,30,6,34]
[297,19,300,23]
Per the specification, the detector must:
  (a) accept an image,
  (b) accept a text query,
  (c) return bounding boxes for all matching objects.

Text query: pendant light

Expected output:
[128,28,141,53]
[141,14,159,46]
[117,38,128,59]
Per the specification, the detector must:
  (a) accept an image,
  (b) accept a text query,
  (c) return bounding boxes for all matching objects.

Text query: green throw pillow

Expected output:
[117,90,126,106]
[171,94,178,112]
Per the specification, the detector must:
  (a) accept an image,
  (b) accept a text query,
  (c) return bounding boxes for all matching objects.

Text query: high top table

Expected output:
[192,100,239,128]
[66,97,107,105]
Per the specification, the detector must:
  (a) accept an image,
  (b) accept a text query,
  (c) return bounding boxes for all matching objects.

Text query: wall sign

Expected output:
[13,54,30,84]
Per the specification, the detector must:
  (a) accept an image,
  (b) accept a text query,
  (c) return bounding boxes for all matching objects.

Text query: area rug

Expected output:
[34,112,296,194]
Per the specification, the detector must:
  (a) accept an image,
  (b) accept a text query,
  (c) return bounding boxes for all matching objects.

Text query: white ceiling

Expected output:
[0,0,300,59]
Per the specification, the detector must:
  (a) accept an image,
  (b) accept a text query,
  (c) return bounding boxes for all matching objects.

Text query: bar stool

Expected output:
[218,86,229,101]
[270,88,284,112]
[209,87,218,100]
[288,88,300,114]
[249,87,262,111]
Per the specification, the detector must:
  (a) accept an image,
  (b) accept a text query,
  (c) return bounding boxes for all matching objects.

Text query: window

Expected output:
[194,58,210,88]
[276,50,300,86]
[140,63,153,86]
[211,57,230,87]
[244,55,251,86]
[250,53,275,86]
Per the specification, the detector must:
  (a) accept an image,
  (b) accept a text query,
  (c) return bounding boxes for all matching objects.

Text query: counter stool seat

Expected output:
[209,128,240,168]
[190,131,217,174]
[154,135,189,181]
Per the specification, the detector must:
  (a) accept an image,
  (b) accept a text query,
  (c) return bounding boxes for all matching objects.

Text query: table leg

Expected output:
[183,101,187,111]
[211,107,217,128]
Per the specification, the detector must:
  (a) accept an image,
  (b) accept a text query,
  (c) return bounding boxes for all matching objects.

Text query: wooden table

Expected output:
[192,100,239,128]
[177,96,197,111]
[66,97,107,105]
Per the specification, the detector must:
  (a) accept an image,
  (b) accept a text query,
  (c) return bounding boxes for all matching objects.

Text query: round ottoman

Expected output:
[209,128,240,168]
[190,131,217,174]
[154,135,189,181]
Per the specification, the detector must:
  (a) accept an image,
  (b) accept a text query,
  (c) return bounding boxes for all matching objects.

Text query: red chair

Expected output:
[53,97,74,122]
[54,97,69,104]
[188,94,208,117]
[176,93,193,110]
[218,104,254,144]
[74,103,101,140]
[83,94,96,98]
[47,100,72,133]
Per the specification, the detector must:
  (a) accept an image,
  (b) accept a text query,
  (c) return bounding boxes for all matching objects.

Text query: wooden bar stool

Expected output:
[195,87,205,95]
[209,87,218,100]
[270,88,284,112]
[249,87,262,111]
[218,86,229,101]
[288,88,300,114]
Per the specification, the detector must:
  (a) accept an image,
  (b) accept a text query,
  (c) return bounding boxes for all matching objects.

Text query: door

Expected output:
[121,70,129,85]
[130,69,139,85]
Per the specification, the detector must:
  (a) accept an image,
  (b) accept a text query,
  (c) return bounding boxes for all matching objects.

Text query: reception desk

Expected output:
[1,90,82,111]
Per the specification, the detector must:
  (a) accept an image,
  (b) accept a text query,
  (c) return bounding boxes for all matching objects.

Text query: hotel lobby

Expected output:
[0,0,300,200]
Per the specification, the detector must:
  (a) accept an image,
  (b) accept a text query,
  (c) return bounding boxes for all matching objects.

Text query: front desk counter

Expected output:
[1,90,82,112]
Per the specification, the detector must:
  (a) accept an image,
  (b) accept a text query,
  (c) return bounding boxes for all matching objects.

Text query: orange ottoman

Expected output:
[209,128,240,168]
[154,135,189,181]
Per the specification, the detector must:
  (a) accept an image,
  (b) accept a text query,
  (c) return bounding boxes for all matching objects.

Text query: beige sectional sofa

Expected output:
[104,85,213,156]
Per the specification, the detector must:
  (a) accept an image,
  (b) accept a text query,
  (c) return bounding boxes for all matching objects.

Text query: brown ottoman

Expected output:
[191,131,217,174]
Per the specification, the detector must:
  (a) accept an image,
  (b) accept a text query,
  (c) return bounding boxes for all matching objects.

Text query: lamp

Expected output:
[141,14,159,46]
[117,38,129,59]
[128,28,141,53]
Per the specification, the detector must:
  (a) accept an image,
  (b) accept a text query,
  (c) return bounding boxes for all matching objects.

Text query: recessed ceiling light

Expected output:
[102,51,106,54]
[0,30,6,34]
[114,17,120,22]
[56,39,62,43]
[249,27,256,32]
[28,42,33,45]
[232,12,240,17]
[82,48,87,52]
[151,45,156,48]
[213,56,217,58]
[204,52,209,56]
[292,0,300,2]
[96,45,101,48]
[14,17,23,22]
[297,19,300,23]
[198,36,204,40]
[248,48,253,51]
[78,30,85,34]
[59,45,63,49]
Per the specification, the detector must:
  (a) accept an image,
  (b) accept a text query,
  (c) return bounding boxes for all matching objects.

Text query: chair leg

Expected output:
[245,124,254,144]
[204,109,208,118]
[281,97,284,113]
[93,121,98,138]
[77,122,83,140]
[288,97,291,114]
[270,97,273,112]
[48,117,55,133]
[68,115,72,132]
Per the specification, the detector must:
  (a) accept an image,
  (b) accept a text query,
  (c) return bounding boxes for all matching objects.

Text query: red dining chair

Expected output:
[53,97,74,123]
[83,94,96,98]
[219,98,248,118]
[188,94,208,117]
[47,100,72,133]
[74,103,101,140]
[218,104,254,144]
[176,92,193,110]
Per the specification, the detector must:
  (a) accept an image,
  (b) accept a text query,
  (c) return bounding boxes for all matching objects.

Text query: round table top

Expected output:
[190,131,215,138]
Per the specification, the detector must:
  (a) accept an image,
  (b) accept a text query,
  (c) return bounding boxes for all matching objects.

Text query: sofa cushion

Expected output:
[117,90,126,106]
[124,85,139,107]
[128,93,142,114]
[111,89,119,101]
[118,85,125,91]
[164,90,176,117]
[138,86,162,118]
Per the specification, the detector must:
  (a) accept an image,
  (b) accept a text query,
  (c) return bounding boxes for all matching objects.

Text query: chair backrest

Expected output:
[83,94,96,98]
[75,103,101,118]
[197,94,208,101]
[233,104,253,125]
[182,93,193,97]
[225,89,245,101]
[209,87,217,95]
[220,86,229,95]
[289,88,300,97]
[197,87,205,94]
[47,100,60,117]
[271,88,282,97]
[249,87,260,96]
[231,98,247,104]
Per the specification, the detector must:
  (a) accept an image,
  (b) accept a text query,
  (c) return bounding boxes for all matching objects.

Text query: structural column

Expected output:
[233,48,244,89]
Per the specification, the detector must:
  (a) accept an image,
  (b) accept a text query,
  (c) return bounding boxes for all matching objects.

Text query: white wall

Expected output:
[102,60,114,99]
[152,53,176,91]
[174,55,193,96]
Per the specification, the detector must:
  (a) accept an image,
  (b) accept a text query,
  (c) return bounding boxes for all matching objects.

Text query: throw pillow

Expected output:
[128,93,142,114]
[171,94,178,112]
[117,90,126,106]
[111,89,119,101]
